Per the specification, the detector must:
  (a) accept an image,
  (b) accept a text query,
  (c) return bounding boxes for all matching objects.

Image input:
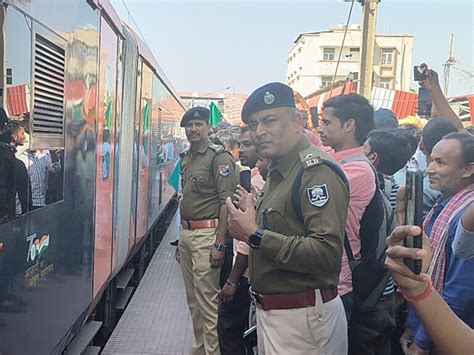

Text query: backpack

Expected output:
[291,155,395,311]
[340,155,396,311]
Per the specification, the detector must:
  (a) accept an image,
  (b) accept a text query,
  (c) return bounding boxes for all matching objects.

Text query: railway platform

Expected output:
[102,213,193,354]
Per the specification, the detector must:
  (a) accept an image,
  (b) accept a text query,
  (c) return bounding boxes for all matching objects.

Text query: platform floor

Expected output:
[103,213,193,354]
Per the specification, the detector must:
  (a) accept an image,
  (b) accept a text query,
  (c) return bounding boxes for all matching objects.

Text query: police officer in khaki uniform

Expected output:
[227,83,350,354]
[176,106,238,355]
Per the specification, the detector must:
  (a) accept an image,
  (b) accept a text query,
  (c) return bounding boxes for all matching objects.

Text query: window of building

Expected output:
[321,76,333,88]
[381,48,394,65]
[323,48,335,61]
[350,47,360,52]
[380,78,392,89]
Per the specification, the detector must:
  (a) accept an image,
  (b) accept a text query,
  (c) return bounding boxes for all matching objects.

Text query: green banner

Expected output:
[209,102,223,127]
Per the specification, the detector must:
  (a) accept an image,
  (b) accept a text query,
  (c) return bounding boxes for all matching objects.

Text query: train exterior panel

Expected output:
[0,1,186,353]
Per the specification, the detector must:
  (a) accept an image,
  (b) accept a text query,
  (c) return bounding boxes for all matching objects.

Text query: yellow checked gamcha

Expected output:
[180,139,238,220]
[250,136,350,295]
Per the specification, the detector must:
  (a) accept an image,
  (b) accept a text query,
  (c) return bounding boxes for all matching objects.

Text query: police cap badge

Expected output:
[241,82,296,123]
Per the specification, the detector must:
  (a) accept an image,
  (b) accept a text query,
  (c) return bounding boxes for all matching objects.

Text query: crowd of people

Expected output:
[0,110,63,226]
[174,65,474,355]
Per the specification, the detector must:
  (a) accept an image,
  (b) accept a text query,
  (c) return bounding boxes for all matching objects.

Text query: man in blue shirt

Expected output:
[403,133,474,354]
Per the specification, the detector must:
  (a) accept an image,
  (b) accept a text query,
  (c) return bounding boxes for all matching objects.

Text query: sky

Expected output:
[110,0,473,97]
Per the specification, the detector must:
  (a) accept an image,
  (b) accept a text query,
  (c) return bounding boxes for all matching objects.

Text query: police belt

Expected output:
[249,287,338,311]
[181,218,218,230]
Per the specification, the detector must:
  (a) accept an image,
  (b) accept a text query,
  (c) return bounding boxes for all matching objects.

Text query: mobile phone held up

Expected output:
[414,65,426,81]
[240,168,252,193]
[417,87,432,117]
[405,169,424,274]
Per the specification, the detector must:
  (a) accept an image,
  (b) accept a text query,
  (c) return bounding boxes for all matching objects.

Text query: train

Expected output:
[0,0,187,353]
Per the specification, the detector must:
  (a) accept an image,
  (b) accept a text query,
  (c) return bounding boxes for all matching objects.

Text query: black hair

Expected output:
[367,128,413,175]
[0,120,22,144]
[103,128,111,142]
[240,125,250,134]
[442,132,474,166]
[0,107,8,131]
[422,117,457,155]
[322,93,375,145]
[398,124,421,156]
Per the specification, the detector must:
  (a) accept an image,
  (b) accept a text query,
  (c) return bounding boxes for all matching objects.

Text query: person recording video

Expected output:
[385,225,474,354]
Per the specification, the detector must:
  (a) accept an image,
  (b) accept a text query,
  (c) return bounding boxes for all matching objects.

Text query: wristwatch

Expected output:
[214,243,227,252]
[249,228,266,249]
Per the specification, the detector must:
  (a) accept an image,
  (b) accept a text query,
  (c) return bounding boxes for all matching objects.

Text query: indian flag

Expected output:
[35,235,50,259]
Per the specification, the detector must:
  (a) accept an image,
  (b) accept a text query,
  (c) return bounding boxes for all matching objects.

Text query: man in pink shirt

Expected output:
[218,126,265,355]
[319,94,394,354]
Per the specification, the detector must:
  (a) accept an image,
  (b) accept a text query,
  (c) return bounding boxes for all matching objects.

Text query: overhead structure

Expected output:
[358,0,380,99]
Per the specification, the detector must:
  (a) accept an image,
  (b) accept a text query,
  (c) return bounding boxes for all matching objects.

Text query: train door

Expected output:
[93,17,118,297]
[148,77,165,227]
[135,62,153,241]
[129,59,142,249]
[112,27,138,272]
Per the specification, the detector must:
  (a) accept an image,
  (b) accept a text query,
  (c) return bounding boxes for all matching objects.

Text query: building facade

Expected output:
[179,92,248,126]
[286,25,414,97]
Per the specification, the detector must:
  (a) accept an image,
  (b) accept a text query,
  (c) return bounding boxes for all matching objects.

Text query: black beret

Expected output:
[180,107,210,127]
[241,82,296,123]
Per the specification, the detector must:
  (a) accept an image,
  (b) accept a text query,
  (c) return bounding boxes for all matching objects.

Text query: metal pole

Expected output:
[444,33,454,97]
[358,0,378,99]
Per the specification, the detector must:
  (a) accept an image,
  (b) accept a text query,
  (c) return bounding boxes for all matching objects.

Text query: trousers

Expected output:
[348,294,396,355]
[256,291,347,354]
[179,227,221,355]
[218,276,252,355]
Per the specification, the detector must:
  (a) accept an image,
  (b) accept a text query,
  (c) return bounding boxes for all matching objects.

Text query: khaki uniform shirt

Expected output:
[180,139,238,221]
[250,136,349,295]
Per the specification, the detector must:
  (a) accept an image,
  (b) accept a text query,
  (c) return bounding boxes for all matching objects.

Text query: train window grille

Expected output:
[33,34,65,139]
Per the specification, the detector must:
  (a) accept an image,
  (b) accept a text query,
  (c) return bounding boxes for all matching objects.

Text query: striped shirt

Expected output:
[19,150,61,207]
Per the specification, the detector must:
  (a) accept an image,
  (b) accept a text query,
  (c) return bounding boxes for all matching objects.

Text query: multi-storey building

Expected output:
[286,25,414,97]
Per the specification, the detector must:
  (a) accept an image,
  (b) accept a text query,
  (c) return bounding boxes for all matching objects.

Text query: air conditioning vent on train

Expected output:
[33,34,65,138]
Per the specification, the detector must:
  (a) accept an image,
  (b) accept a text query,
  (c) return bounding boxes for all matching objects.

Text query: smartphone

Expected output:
[414,65,426,81]
[240,169,251,193]
[310,107,319,128]
[404,169,424,274]
[417,87,432,117]
[243,325,257,349]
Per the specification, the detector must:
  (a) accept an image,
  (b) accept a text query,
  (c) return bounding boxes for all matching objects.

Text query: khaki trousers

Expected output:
[256,291,348,355]
[179,227,221,355]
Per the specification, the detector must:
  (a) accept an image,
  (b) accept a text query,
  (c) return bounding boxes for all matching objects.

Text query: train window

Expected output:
[23,25,67,211]
[0,8,32,223]
[32,34,66,141]
[0,8,65,224]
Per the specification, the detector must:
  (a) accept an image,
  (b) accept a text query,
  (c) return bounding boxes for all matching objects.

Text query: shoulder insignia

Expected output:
[299,148,322,170]
[218,164,230,176]
[209,144,225,154]
[307,184,329,207]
